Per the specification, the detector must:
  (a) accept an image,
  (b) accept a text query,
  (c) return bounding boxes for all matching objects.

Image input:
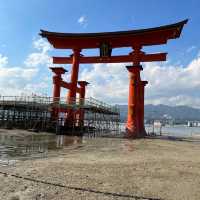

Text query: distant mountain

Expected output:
[118,104,200,122]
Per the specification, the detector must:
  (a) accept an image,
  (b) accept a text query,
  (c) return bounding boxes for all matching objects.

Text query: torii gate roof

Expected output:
[40,19,188,49]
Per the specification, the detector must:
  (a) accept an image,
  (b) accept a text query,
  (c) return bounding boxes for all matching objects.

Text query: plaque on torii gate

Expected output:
[40,19,188,138]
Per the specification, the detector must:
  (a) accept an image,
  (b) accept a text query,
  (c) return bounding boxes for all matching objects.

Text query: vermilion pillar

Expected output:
[139,80,148,136]
[78,81,89,100]
[50,67,67,119]
[67,49,81,103]
[78,81,89,127]
[66,49,81,125]
[126,65,143,138]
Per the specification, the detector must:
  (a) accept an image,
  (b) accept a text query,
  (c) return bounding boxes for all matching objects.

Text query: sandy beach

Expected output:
[0,133,200,200]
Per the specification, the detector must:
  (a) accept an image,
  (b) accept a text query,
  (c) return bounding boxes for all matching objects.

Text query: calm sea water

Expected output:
[145,125,200,137]
[119,123,200,137]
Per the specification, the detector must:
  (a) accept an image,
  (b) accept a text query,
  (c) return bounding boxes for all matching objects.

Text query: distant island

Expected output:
[118,104,200,124]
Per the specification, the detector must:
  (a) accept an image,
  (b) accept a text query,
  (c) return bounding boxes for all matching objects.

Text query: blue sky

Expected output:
[0,0,199,64]
[0,0,200,106]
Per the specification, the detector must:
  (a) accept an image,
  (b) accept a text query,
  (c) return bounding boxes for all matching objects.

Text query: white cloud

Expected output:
[23,81,49,94]
[0,54,8,67]
[143,56,200,98]
[0,54,38,96]
[0,66,38,80]
[0,38,52,96]
[186,45,196,53]
[24,52,52,67]
[0,54,38,84]
[24,38,52,67]
[79,63,129,104]
[33,38,51,53]
[77,15,88,27]
[0,65,39,96]
[79,53,200,108]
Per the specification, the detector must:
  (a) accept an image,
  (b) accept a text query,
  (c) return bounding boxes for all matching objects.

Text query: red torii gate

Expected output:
[40,19,187,138]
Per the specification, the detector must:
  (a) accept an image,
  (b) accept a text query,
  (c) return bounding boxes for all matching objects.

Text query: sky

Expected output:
[0,0,200,107]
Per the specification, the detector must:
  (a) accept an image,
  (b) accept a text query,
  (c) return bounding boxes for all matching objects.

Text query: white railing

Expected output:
[0,95,120,114]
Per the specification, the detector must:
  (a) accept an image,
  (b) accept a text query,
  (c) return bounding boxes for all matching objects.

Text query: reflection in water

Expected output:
[1,125,200,163]
[123,140,134,152]
[0,134,82,160]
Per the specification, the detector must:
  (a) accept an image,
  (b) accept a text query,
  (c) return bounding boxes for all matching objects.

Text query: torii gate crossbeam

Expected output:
[52,53,167,64]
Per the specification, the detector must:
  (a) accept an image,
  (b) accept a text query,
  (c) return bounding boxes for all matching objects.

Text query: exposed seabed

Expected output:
[0,128,200,200]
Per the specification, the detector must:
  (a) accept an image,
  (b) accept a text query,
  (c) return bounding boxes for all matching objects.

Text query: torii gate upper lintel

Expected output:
[40,19,188,138]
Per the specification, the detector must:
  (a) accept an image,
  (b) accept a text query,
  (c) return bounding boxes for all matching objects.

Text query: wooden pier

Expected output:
[0,96,120,136]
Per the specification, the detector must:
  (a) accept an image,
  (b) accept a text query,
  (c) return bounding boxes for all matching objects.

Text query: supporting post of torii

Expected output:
[126,66,148,138]
[67,49,81,103]
[78,81,89,127]
[139,80,148,136]
[126,65,143,138]
[66,49,81,126]
[50,67,67,120]
[125,45,148,138]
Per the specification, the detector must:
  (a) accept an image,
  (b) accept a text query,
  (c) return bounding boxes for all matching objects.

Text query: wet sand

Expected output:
[0,133,200,200]
[0,128,54,137]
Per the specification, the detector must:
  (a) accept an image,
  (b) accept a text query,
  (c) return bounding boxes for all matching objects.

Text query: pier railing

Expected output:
[0,95,120,135]
[0,95,119,114]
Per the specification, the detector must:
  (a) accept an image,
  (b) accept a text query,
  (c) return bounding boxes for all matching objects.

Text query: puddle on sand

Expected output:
[0,130,135,165]
[0,134,82,161]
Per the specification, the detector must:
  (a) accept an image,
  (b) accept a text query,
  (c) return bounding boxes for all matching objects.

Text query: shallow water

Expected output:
[1,125,200,162]
[0,134,82,162]
[145,125,200,137]
[119,123,200,137]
